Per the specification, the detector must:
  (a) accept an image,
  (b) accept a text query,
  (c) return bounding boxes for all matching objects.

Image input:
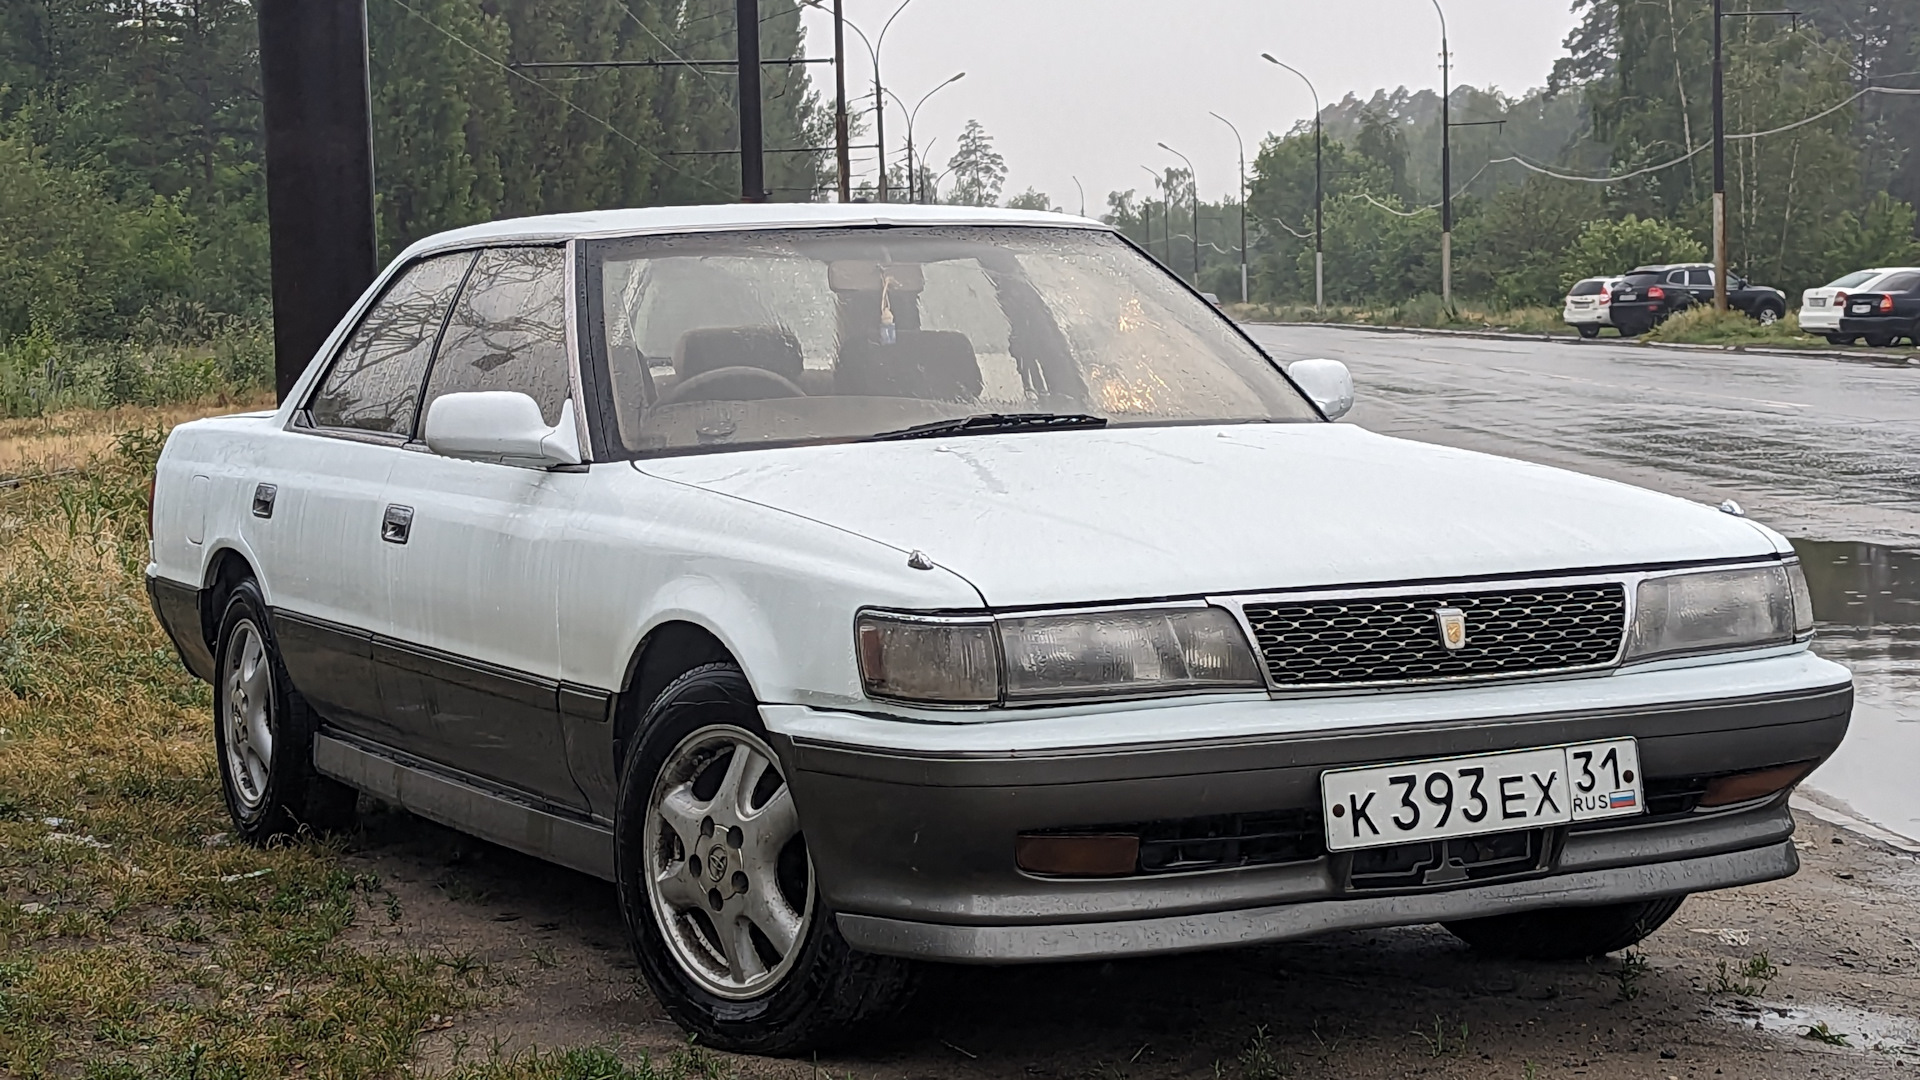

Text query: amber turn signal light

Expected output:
[1700,761,1818,808]
[1015,833,1140,877]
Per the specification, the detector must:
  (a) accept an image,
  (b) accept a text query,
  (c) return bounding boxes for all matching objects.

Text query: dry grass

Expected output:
[0,392,273,480]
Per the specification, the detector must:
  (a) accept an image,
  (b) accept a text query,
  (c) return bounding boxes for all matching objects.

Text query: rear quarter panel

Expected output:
[150,413,283,595]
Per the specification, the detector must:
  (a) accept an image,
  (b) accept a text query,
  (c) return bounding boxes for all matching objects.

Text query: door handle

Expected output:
[382,504,414,545]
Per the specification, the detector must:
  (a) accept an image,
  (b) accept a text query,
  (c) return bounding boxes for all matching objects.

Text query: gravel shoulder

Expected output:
[357,806,1920,1078]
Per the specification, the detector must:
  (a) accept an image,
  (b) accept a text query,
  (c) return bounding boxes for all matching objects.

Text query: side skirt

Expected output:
[314,733,615,881]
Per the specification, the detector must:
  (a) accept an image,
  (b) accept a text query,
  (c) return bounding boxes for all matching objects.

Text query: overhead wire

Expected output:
[384,0,736,199]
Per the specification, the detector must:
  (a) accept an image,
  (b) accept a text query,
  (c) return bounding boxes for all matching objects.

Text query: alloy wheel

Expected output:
[1757,308,1779,326]
[222,620,275,813]
[643,724,813,1000]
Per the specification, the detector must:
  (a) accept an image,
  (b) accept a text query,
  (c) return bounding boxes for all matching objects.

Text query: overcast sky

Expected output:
[796,1,1584,210]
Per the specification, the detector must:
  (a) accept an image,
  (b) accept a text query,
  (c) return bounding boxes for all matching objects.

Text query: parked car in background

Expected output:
[1562,276,1621,338]
[1609,264,1788,336]
[1803,268,1920,344]
[1836,268,1920,347]
[147,204,1849,1054]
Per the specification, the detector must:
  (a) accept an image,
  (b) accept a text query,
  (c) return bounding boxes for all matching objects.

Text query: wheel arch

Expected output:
[612,619,740,773]
[199,546,259,653]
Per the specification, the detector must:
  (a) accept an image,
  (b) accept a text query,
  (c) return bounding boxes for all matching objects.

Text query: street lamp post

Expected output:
[1158,142,1199,285]
[915,138,938,202]
[871,0,923,202]
[1072,175,1086,218]
[887,72,965,206]
[1209,112,1248,305]
[1262,55,1321,309]
[1139,165,1164,261]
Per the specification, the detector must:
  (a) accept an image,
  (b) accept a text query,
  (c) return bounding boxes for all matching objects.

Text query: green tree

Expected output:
[1558,214,1707,289]
[945,119,1006,207]
[1006,187,1053,211]
[1456,175,1605,306]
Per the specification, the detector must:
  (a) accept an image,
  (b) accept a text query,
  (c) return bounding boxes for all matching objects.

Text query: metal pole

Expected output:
[736,0,765,202]
[1072,175,1086,217]
[1261,57,1322,309]
[255,0,378,401]
[1158,143,1199,284]
[834,0,849,202]
[1435,2,1451,309]
[1140,165,1162,261]
[1712,0,1728,311]
[1210,113,1248,304]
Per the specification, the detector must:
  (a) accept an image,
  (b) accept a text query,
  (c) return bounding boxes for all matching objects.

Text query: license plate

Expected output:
[1810,298,1826,307]
[1853,304,1872,313]
[1321,739,1643,852]
[1620,292,1636,301]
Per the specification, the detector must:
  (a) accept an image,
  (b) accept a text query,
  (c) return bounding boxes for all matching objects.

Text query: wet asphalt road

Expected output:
[1245,324,1920,845]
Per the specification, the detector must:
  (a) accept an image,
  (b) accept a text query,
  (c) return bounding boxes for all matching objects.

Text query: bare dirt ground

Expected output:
[349,806,1920,1079]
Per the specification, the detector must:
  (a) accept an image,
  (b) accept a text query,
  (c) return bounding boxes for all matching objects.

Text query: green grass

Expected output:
[0,405,474,1077]
[1641,306,1818,347]
[1231,297,1574,336]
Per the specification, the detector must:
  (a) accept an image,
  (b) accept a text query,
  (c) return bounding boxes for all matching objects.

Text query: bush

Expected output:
[1559,215,1708,291]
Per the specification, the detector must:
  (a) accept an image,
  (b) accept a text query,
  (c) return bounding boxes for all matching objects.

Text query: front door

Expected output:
[376,245,590,811]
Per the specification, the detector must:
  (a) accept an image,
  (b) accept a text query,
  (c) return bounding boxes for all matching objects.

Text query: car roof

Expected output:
[395,203,1111,262]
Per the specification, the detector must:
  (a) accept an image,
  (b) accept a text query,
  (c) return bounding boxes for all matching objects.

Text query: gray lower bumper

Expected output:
[838,839,1797,963]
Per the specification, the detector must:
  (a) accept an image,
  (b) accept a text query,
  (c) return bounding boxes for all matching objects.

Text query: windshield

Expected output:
[1826,270,1880,289]
[583,226,1317,455]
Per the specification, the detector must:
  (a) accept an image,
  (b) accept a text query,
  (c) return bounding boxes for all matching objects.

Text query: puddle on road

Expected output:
[1787,539,1920,843]
[1717,997,1917,1055]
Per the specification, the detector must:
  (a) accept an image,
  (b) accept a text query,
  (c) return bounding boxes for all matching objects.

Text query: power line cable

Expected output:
[384,0,735,199]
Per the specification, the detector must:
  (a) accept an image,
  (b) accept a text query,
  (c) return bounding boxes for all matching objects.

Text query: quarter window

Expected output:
[1878,272,1920,293]
[1687,269,1712,287]
[423,246,572,425]
[308,251,474,435]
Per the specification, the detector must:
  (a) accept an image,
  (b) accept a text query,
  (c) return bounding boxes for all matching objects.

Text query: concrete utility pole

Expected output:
[834,0,849,202]
[255,0,378,401]
[1433,0,1452,310]
[1712,4,1800,310]
[736,0,765,202]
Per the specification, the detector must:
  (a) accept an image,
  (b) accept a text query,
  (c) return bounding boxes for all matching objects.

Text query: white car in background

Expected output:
[1562,277,1621,338]
[1801,268,1919,344]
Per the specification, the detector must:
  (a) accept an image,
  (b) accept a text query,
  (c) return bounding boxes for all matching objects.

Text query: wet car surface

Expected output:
[1246,325,1920,845]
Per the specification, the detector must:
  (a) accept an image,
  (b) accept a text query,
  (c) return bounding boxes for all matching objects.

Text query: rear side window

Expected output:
[1687,269,1712,287]
[308,251,474,434]
[1827,270,1878,289]
[1621,272,1662,287]
[1665,270,1689,285]
[1878,272,1920,293]
[1568,280,1604,297]
[423,246,572,425]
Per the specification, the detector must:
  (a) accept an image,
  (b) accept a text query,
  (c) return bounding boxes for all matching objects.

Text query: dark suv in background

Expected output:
[1608,264,1788,336]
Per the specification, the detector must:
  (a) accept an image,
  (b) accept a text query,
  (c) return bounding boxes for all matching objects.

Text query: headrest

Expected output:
[673,327,805,384]
[835,330,982,401]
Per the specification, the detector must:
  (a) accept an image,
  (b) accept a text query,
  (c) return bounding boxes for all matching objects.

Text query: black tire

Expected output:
[1753,303,1783,326]
[1825,334,1858,346]
[614,663,916,1055]
[1617,324,1644,338]
[1865,333,1896,348]
[1444,895,1686,961]
[1576,324,1600,339]
[212,580,357,843]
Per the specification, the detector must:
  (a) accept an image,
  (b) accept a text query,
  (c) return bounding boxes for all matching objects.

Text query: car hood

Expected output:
[635,424,1780,607]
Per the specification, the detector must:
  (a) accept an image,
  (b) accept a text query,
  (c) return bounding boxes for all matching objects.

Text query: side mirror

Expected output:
[424,391,582,468]
[1286,358,1355,420]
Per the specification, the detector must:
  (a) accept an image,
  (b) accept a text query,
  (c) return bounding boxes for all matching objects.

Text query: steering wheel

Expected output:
[655,365,805,407]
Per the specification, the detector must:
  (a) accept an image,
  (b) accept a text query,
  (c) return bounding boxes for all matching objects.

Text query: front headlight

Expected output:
[1625,562,1812,663]
[856,606,1264,705]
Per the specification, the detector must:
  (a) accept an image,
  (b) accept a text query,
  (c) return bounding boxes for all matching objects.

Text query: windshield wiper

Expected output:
[865,413,1109,441]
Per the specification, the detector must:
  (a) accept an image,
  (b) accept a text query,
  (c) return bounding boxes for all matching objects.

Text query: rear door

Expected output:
[375,245,590,810]
[1686,268,1714,305]
[259,250,474,736]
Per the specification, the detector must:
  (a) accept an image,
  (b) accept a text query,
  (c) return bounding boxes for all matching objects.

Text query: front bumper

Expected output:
[768,652,1850,963]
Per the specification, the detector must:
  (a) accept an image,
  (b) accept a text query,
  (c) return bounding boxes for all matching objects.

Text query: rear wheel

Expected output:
[615,663,915,1054]
[213,580,356,842]
[1866,333,1897,348]
[1576,324,1600,339]
[1444,896,1686,960]
[1825,333,1858,346]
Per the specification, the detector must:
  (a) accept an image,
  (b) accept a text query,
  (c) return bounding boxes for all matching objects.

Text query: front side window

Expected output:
[308,251,474,435]
[423,245,572,425]
[585,226,1317,456]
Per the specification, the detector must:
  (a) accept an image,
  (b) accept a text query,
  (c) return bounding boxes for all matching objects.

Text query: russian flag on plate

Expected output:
[1608,791,1638,809]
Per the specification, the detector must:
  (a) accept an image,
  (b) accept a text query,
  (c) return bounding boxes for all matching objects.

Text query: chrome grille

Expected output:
[1242,583,1627,687]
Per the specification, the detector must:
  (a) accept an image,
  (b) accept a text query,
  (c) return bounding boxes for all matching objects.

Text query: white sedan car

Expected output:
[1562,276,1621,338]
[147,205,1850,1054]
[1801,267,1918,343]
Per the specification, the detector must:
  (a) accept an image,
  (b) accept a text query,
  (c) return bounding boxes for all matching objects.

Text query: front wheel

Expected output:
[615,663,915,1054]
[213,580,356,842]
[1444,895,1686,960]
[1754,305,1782,326]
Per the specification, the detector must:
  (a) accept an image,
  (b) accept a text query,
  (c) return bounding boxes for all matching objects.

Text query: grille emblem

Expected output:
[1435,607,1468,651]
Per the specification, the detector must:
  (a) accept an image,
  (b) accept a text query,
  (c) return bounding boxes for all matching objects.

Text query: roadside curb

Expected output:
[1244,320,1920,366]
[1791,793,1920,856]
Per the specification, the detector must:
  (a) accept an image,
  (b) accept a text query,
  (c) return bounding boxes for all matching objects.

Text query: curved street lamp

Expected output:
[1139,164,1167,262]
[800,0,921,201]
[1261,54,1322,310]
[1156,142,1200,285]
[1209,112,1248,304]
[886,71,965,204]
